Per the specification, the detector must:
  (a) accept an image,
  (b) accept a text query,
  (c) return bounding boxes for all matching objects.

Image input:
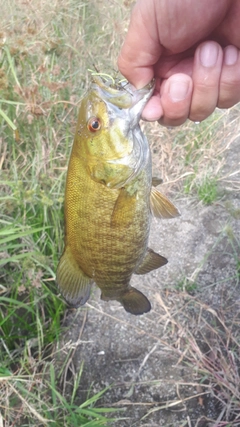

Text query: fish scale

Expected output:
[72,175,149,285]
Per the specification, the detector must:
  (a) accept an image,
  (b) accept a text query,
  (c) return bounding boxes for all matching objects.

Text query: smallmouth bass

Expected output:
[56,76,179,315]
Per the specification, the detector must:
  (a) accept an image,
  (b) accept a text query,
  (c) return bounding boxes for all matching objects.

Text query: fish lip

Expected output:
[126,79,155,107]
[91,75,155,113]
[91,75,155,142]
[92,77,155,138]
[126,79,155,128]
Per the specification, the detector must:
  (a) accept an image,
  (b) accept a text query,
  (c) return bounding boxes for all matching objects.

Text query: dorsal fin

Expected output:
[150,187,180,219]
[152,176,163,187]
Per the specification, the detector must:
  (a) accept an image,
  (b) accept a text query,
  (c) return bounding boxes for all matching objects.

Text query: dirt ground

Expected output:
[58,125,240,426]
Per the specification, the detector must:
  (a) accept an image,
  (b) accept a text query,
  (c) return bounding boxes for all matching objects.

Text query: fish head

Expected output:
[73,76,155,188]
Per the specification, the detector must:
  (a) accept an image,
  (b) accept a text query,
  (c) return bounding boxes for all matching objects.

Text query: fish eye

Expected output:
[87,117,101,132]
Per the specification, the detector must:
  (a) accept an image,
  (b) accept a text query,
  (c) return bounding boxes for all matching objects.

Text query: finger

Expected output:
[189,41,223,122]
[141,95,163,121]
[157,74,193,126]
[218,45,240,108]
[118,0,162,88]
[141,78,163,121]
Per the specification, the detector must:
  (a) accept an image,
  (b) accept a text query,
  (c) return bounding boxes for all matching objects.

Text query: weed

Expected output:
[184,174,219,204]
[175,277,198,294]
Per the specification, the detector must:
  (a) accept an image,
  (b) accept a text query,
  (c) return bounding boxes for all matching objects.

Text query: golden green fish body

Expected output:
[65,143,150,291]
[56,76,179,315]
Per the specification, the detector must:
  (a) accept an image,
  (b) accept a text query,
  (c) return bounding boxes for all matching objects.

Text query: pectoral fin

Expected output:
[111,188,136,228]
[150,187,180,219]
[56,247,93,307]
[136,248,168,275]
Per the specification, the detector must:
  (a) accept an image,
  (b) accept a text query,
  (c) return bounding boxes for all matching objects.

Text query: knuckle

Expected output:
[218,82,240,108]
[189,107,215,122]
[159,115,188,127]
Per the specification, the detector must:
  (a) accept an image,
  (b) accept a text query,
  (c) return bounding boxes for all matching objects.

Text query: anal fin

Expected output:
[150,187,180,219]
[56,246,93,307]
[136,248,167,275]
[121,287,151,315]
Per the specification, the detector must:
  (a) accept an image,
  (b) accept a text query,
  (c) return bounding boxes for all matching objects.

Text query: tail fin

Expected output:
[56,246,93,307]
[120,287,151,315]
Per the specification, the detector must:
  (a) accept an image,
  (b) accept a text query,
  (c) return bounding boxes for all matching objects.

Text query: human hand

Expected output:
[118,0,240,126]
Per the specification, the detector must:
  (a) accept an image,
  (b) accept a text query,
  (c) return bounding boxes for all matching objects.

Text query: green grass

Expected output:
[0,363,123,426]
[196,175,218,204]
[149,106,239,204]
[175,277,198,294]
[184,173,219,204]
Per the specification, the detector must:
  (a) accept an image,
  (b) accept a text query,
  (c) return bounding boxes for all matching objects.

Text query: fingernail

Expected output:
[168,80,190,102]
[224,45,238,65]
[200,43,219,67]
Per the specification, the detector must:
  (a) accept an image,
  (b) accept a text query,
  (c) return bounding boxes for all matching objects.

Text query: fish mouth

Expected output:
[91,75,155,116]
